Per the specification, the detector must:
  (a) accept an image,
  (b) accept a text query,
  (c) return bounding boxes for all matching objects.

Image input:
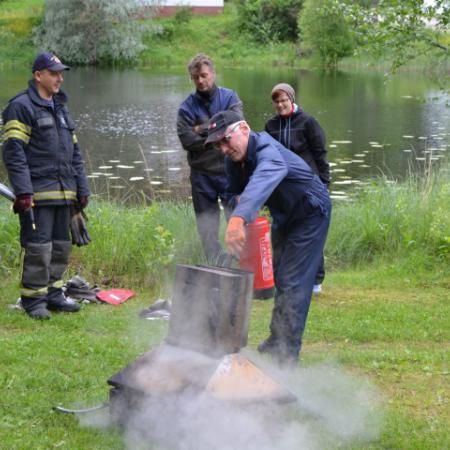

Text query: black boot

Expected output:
[257,334,279,355]
[20,241,53,320]
[21,297,51,320]
[47,239,79,312]
[47,290,80,313]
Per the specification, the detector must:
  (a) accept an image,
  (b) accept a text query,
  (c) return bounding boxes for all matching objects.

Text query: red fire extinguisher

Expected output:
[239,216,275,299]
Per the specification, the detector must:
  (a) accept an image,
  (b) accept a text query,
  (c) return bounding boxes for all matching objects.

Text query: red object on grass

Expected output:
[96,289,135,305]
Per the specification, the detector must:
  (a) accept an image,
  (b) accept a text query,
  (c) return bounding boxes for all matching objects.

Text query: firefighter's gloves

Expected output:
[13,194,33,214]
[225,216,246,257]
[70,211,91,246]
[76,195,89,211]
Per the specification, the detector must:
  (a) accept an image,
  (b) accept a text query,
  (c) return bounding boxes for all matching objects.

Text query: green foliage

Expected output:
[173,5,193,26]
[140,4,297,68]
[71,202,175,286]
[33,0,153,65]
[1,170,449,283]
[0,0,43,68]
[346,0,450,73]
[298,0,355,69]
[0,204,20,275]
[151,6,194,43]
[326,169,450,268]
[236,0,303,43]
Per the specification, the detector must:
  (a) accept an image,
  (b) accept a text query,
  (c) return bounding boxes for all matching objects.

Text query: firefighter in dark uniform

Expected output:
[1,52,90,319]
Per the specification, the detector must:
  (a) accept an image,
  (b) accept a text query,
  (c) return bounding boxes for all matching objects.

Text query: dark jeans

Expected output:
[315,254,325,285]
[190,170,232,262]
[270,206,331,359]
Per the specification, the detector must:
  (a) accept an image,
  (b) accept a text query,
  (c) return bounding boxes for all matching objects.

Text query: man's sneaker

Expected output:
[47,293,80,313]
[257,335,279,355]
[21,298,51,320]
[313,284,322,294]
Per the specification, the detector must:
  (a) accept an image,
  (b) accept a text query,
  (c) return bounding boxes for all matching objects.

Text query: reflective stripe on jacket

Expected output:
[1,80,89,205]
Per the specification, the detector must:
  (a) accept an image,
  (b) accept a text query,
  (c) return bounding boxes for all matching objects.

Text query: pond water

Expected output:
[0,66,449,202]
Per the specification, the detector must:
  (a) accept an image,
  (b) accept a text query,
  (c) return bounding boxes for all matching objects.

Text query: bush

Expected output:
[173,6,193,26]
[237,0,303,43]
[298,0,355,69]
[33,0,153,65]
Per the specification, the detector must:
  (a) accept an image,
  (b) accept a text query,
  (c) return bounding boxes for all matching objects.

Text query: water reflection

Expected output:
[0,67,449,203]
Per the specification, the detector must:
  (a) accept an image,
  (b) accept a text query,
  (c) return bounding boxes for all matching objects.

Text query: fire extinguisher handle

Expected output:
[220,253,237,269]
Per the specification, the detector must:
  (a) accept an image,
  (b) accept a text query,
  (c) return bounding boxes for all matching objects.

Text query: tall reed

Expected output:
[326,165,450,269]
[1,164,448,286]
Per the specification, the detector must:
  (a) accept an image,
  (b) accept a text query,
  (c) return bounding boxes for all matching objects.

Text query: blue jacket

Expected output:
[177,86,242,174]
[226,131,331,231]
[2,80,89,205]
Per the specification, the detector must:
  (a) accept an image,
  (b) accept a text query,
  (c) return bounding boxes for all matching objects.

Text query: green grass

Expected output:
[0,172,449,448]
[139,5,300,69]
[0,264,448,449]
[0,0,43,69]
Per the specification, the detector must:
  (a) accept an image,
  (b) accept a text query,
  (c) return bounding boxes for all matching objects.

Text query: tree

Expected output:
[298,0,355,69]
[237,0,304,43]
[347,0,449,73]
[34,0,154,65]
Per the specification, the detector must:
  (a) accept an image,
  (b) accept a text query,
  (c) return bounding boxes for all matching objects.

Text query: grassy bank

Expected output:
[0,0,42,69]
[0,172,449,448]
[2,168,448,284]
[0,0,447,74]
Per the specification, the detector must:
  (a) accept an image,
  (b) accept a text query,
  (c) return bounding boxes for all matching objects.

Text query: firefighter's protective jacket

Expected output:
[1,79,89,205]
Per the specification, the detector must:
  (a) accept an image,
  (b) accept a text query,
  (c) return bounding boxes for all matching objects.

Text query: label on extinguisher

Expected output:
[259,231,274,281]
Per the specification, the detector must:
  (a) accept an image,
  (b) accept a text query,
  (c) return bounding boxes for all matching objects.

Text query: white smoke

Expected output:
[111,352,384,450]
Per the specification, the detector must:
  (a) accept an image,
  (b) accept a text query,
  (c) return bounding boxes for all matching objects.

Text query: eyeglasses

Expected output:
[220,122,242,144]
[272,97,291,105]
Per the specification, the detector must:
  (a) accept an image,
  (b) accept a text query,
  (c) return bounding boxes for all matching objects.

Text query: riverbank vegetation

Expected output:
[0,0,448,75]
[0,171,449,449]
[1,166,449,284]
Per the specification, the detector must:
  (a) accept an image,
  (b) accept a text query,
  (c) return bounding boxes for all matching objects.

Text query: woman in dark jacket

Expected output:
[265,83,330,293]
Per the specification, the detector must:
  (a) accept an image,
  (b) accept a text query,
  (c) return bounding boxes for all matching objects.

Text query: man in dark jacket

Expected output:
[265,83,330,293]
[177,53,243,262]
[2,52,90,319]
[205,110,331,365]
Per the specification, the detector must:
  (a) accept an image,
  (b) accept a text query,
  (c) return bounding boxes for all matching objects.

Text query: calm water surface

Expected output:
[1,67,449,202]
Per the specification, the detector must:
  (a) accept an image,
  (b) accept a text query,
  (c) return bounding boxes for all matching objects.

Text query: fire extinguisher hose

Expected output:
[53,402,109,414]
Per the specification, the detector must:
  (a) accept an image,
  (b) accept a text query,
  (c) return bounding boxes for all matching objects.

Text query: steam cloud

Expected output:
[81,352,383,450]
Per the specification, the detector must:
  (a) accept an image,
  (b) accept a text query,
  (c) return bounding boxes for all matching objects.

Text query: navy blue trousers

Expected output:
[190,170,232,262]
[270,206,331,359]
[20,205,70,246]
[19,205,71,302]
